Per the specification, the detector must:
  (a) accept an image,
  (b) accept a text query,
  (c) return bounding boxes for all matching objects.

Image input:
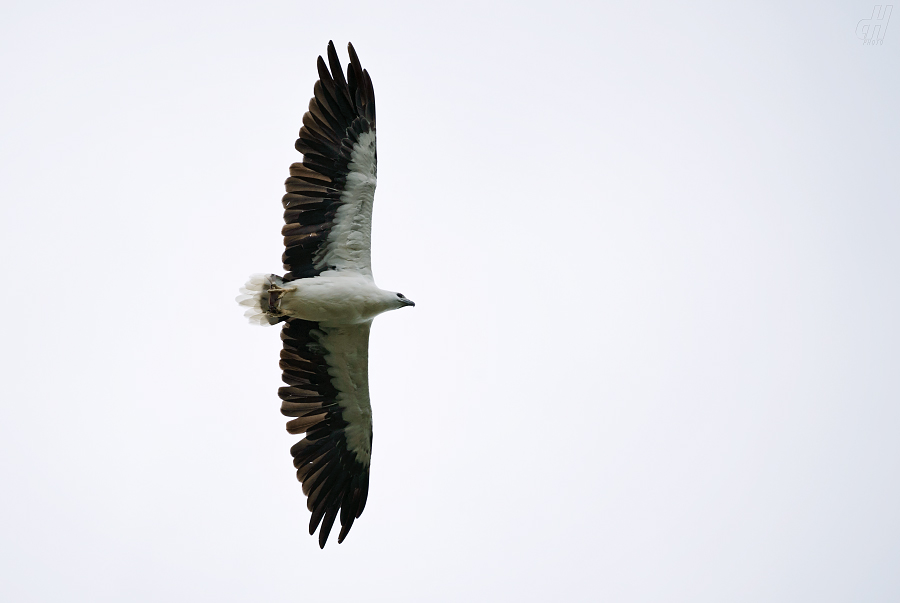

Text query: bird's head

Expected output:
[392,292,416,309]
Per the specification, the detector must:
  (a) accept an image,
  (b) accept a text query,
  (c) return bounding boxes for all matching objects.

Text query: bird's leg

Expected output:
[267,284,285,314]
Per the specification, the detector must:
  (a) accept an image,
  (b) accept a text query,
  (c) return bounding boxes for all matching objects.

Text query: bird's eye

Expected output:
[396,293,404,298]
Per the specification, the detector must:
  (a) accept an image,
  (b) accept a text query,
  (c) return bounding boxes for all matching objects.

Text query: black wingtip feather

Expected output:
[327,42,348,93]
[318,505,339,548]
[316,55,334,89]
[362,69,376,122]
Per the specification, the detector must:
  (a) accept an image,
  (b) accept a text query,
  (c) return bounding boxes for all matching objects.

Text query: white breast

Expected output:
[281,272,390,324]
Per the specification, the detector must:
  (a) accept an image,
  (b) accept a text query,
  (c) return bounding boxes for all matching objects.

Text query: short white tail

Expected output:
[236,274,285,326]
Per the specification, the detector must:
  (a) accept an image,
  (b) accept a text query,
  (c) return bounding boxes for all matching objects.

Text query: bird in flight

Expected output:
[237,41,414,548]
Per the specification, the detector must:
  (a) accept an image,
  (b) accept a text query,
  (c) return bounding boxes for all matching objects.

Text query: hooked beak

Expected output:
[403,299,416,307]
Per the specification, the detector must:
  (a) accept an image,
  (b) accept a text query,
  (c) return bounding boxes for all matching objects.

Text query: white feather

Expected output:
[316,130,377,275]
[236,274,284,326]
[317,323,373,464]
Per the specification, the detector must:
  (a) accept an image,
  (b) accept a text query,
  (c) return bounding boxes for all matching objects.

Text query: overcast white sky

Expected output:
[1,1,898,601]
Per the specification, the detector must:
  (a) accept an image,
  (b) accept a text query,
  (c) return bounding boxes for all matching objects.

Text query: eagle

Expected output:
[236,41,414,548]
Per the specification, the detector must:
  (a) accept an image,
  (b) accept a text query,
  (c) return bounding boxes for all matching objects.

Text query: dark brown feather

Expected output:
[295,133,340,160]
[347,43,365,97]
[288,162,332,184]
[313,79,343,125]
[281,222,332,237]
[317,500,340,549]
[286,414,325,435]
[280,400,326,416]
[283,178,333,195]
[307,97,343,140]
[302,112,340,145]
[326,41,356,121]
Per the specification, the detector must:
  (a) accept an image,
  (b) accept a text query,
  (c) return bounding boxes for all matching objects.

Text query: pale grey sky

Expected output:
[1,1,898,601]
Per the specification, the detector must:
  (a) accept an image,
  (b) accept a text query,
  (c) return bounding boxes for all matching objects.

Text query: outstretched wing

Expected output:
[280,318,373,547]
[282,41,377,281]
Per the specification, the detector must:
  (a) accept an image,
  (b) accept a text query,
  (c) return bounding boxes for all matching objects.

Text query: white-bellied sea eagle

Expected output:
[237,41,414,548]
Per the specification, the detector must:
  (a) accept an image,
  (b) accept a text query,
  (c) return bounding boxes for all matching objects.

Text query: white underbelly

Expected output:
[280,274,384,324]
